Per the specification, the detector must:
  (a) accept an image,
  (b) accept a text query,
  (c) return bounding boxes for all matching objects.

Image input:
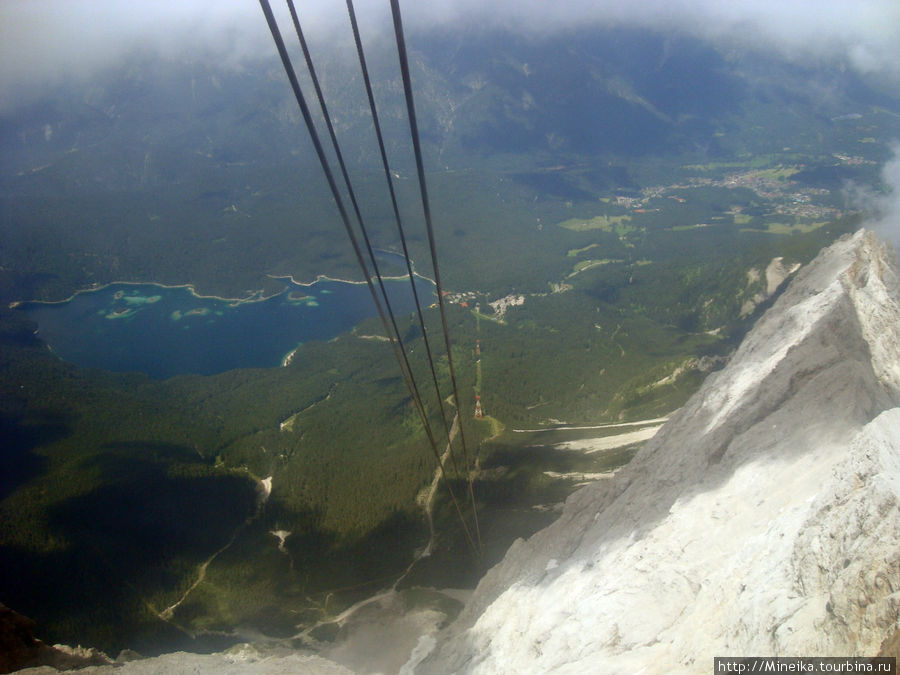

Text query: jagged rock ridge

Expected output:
[418,229,900,673]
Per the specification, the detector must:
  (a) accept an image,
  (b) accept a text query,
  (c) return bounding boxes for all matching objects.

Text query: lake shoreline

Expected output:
[267,269,436,290]
[15,272,438,379]
[10,264,436,310]
[10,279,284,309]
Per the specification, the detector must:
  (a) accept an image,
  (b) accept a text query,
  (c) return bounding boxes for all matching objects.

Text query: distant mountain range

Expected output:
[3,25,897,193]
[2,25,897,303]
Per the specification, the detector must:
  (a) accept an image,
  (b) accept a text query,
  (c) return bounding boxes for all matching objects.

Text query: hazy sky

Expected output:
[2,0,899,106]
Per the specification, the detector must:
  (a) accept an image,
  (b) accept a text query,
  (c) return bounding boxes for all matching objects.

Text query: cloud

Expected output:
[873,146,900,253]
[846,144,900,254]
[0,1,406,108]
[2,0,899,108]
[1,0,263,102]
[416,0,900,76]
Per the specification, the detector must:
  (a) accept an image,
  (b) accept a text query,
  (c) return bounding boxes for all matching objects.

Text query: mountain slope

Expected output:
[14,235,900,674]
[418,229,900,672]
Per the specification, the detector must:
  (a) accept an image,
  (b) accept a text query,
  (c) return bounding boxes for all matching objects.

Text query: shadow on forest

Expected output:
[1,444,258,655]
[49,448,257,578]
[0,407,72,499]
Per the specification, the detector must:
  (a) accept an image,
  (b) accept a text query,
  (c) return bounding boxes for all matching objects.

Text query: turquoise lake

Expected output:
[18,274,435,379]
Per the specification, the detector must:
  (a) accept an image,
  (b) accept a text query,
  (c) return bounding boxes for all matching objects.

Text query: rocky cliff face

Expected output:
[0,604,112,673]
[417,229,900,673]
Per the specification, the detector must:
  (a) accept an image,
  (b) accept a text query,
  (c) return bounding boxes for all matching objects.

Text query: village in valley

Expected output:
[615,163,851,228]
[442,160,857,322]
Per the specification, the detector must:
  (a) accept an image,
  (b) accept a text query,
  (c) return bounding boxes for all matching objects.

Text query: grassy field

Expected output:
[741,221,830,234]
[556,214,634,234]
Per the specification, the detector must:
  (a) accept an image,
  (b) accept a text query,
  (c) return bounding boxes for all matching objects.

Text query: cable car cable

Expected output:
[389,0,482,553]
[284,0,463,482]
[344,0,461,478]
[257,0,478,556]
[285,0,471,490]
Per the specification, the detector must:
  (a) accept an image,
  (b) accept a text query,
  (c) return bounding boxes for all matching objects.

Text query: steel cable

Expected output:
[344,0,462,480]
[257,0,478,556]
[389,0,482,553]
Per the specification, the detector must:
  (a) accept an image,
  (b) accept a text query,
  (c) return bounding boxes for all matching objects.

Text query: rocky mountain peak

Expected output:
[417,229,900,673]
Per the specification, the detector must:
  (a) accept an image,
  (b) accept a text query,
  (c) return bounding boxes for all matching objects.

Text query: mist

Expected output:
[2,0,899,110]
[873,146,900,253]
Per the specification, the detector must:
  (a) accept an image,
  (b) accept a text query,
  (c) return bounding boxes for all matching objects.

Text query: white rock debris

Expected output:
[740,255,802,317]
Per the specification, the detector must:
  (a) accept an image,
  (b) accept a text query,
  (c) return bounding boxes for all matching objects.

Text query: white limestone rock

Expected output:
[21,648,354,674]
